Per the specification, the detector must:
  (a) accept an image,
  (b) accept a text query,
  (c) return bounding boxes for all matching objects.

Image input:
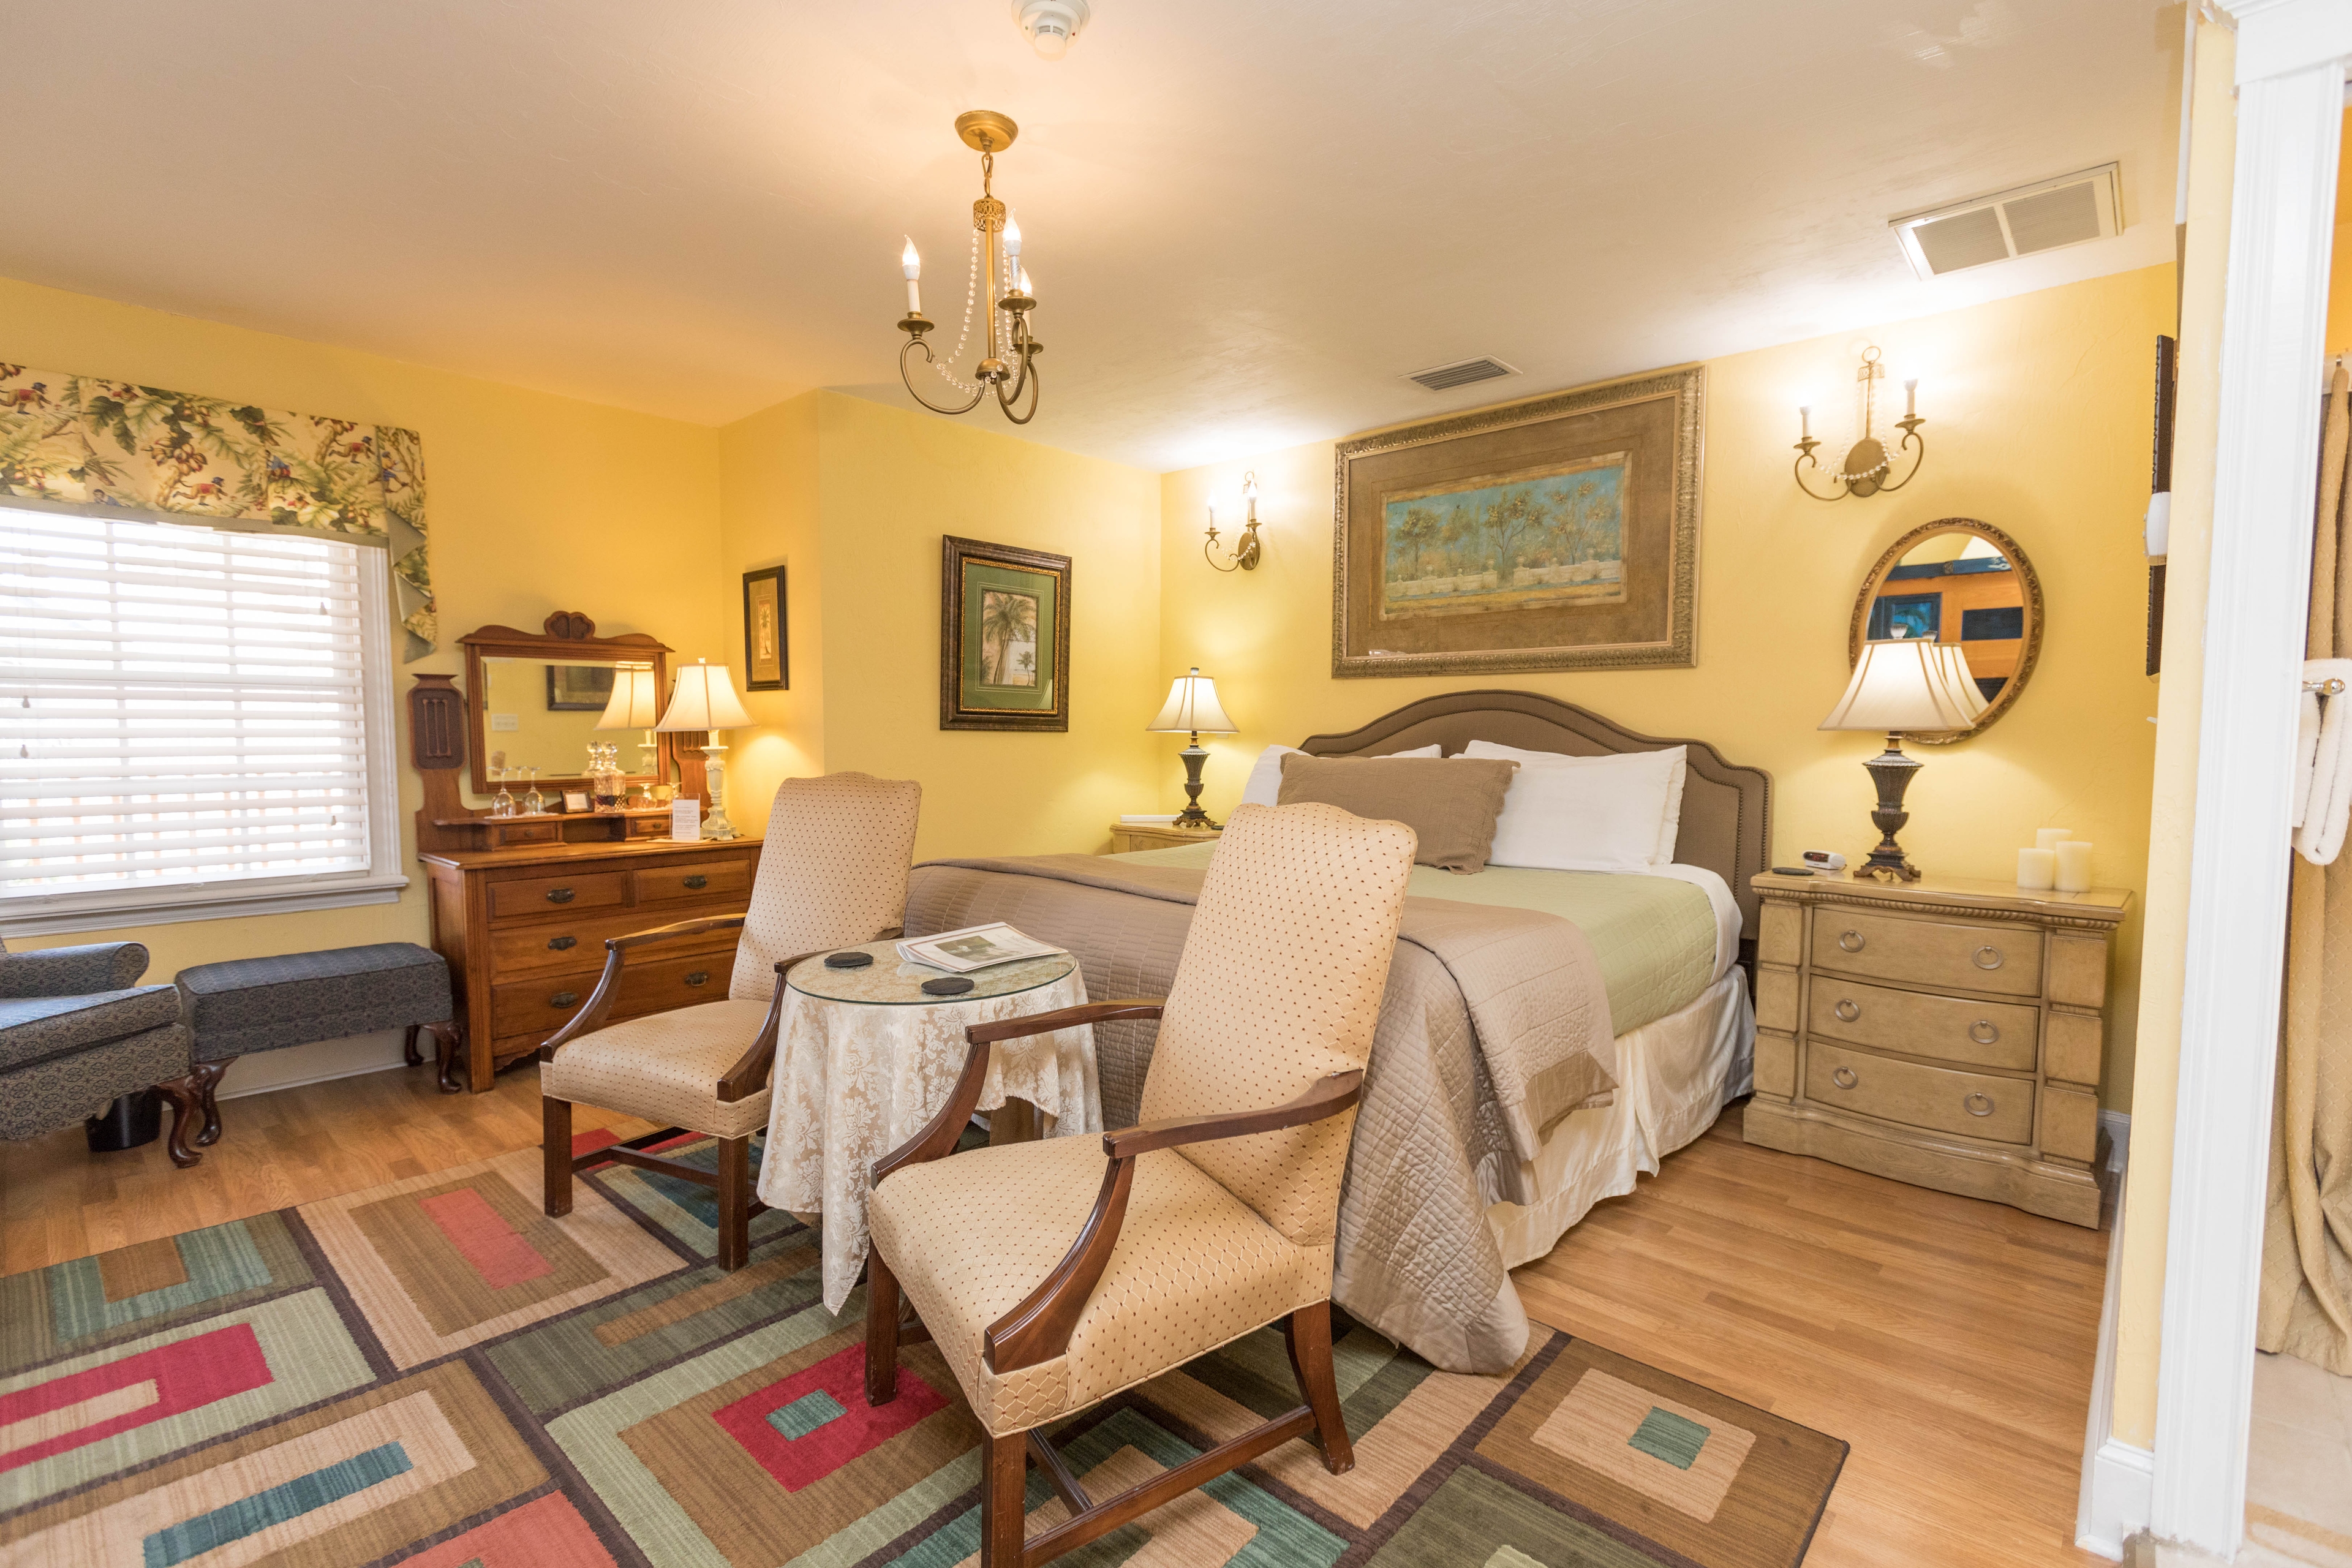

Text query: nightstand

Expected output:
[1107,821,1223,854]
[1743,869,2130,1227]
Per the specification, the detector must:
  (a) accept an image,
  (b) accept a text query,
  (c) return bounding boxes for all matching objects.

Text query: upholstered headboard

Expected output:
[1298,689,1776,940]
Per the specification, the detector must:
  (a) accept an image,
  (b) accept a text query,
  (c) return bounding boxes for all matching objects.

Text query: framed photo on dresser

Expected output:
[940,535,1071,732]
[1332,363,1703,676]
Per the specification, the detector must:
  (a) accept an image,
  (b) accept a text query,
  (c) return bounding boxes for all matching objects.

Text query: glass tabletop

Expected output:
[785,940,1076,1005]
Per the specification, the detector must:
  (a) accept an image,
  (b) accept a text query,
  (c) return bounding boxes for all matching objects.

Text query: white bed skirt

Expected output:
[1485,968,1755,1270]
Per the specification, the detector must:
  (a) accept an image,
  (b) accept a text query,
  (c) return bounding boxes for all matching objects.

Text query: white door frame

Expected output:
[2154,0,2349,1556]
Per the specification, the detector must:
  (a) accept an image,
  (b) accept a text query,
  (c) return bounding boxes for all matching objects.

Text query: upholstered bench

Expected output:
[171,943,460,1159]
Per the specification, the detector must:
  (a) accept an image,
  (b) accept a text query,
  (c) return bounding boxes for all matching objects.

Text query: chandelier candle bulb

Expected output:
[2018,846,2057,891]
[2055,840,2095,894]
[1003,211,1021,265]
[1905,378,1919,418]
[901,238,921,314]
[2035,827,2073,852]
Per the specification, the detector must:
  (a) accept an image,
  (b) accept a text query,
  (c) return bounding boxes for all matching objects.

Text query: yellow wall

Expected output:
[1161,265,2175,1110]
[0,274,727,976]
[718,391,1163,862]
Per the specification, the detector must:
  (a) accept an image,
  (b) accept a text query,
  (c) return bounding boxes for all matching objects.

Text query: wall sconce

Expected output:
[1204,472,1263,572]
[1795,345,1925,501]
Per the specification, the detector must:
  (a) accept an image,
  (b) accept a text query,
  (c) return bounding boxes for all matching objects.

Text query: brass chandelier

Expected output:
[895,110,1042,424]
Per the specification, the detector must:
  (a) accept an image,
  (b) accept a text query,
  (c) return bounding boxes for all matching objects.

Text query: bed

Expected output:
[902,690,1773,1374]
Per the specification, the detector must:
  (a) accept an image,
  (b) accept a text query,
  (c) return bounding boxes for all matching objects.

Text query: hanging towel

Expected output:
[2296,657,2352,864]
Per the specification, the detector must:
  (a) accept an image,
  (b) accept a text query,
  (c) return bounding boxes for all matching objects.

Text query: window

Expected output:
[1,507,405,933]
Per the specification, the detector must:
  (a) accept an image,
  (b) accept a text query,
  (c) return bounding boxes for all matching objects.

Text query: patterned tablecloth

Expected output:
[755,941,1101,1311]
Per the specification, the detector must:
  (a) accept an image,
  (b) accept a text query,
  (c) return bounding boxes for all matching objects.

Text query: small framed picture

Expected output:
[546,663,616,711]
[743,567,787,692]
[562,790,590,812]
[940,536,1070,733]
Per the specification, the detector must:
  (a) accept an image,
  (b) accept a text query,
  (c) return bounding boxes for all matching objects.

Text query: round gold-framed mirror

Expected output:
[1847,518,2042,744]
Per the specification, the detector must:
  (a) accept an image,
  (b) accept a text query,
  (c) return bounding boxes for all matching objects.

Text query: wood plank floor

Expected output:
[1,1072,2109,1565]
[1516,1103,2111,1568]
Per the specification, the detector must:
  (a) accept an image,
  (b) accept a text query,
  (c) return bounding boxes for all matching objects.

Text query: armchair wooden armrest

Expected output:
[964,998,1165,1045]
[714,923,912,1102]
[610,914,746,949]
[536,915,749,1061]
[982,1069,1365,1374]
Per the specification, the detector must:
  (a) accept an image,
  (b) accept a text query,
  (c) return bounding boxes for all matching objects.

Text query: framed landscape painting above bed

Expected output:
[1333,364,1703,675]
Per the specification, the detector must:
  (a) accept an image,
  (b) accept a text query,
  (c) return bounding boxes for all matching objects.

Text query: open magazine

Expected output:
[895,922,1068,974]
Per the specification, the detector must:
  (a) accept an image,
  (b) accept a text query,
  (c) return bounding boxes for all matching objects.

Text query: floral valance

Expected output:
[0,364,435,658]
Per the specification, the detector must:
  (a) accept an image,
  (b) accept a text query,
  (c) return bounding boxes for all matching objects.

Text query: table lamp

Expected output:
[1819,637,1985,881]
[1147,667,1238,828]
[595,663,666,806]
[656,658,755,840]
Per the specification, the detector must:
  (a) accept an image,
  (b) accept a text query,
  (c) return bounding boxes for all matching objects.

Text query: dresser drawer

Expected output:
[489,869,629,921]
[1804,1041,2034,1145]
[1809,908,2041,997]
[1806,976,2038,1072]
[633,858,753,905]
[491,952,733,1039]
[488,904,745,981]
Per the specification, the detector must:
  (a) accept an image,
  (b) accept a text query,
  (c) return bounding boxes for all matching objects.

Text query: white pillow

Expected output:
[1461,741,1686,871]
[1383,744,1442,758]
[1239,742,1442,806]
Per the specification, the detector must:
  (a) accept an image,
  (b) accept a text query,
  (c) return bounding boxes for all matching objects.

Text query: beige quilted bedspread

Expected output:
[903,853,1619,1374]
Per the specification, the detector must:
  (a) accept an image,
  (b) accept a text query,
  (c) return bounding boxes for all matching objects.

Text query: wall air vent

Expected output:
[1406,355,1520,392]
[1890,162,2122,279]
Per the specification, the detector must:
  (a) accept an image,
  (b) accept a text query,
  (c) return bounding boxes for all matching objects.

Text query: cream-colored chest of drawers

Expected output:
[1743,870,2130,1227]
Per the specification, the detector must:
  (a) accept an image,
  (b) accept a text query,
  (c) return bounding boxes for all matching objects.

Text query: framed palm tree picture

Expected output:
[940,535,1071,731]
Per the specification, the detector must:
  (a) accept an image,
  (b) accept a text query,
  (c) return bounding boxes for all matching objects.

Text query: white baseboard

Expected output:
[2079,1128,2152,1559]
[215,1030,412,1099]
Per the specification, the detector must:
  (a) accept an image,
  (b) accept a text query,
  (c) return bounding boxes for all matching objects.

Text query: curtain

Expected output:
[0,363,434,658]
[2262,363,2352,1371]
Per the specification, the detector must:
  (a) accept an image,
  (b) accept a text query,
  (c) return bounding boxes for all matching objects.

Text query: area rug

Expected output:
[0,1132,1846,1567]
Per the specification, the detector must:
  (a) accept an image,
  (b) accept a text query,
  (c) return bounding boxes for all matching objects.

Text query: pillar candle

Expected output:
[2055,840,2094,894]
[2035,827,2073,852]
[2017,847,2056,890]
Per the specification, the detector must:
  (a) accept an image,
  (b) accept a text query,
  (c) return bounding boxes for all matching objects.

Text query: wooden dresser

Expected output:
[1743,869,2130,1227]
[418,839,763,1091]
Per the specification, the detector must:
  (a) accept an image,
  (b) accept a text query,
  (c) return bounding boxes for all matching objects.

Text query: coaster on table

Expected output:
[823,951,875,970]
[920,976,976,997]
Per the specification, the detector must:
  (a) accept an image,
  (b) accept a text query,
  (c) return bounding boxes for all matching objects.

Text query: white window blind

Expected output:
[2,508,379,900]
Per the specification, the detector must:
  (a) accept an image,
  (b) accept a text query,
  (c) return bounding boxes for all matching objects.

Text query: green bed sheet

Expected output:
[1109,841,1717,1035]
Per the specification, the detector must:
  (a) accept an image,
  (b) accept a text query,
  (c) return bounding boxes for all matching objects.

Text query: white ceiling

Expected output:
[0,1,2181,472]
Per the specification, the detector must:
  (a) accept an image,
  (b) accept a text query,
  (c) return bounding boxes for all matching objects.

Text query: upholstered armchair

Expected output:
[863,801,1417,1567]
[0,937,196,1159]
[538,772,922,1268]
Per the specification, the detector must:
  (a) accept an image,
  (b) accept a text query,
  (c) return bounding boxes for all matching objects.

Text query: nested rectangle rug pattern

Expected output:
[0,1134,1845,1567]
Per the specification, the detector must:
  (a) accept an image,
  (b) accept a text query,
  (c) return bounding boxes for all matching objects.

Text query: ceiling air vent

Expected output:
[1890,163,2121,279]
[1407,355,1519,392]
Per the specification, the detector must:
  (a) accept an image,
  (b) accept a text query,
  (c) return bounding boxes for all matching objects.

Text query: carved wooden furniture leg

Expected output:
[1283,1301,1355,1474]
[543,1096,573,1218]
[154,1074,208,1169]
[192,1060,228,1147]
[865,1248,902,1406]
[981,1430,1028,1567]
[717,1135,752,1271]
[403,1023,423,1067]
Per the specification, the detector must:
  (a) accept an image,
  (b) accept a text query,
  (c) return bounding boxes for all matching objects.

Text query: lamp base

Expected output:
[1852,733,1923,883]
[1173,738,1219,830]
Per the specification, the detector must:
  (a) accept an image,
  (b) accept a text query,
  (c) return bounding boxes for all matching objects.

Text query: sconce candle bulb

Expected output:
[1204,470,1264,573]
[901,237,921,314]
[1795,345,1926,502]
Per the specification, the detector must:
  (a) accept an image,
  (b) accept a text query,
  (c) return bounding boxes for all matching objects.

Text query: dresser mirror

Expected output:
[459,615,674,797]
[1847,518,2042,744]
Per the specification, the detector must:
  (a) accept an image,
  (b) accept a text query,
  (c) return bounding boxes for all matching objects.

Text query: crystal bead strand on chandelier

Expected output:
[894,110,1042,424]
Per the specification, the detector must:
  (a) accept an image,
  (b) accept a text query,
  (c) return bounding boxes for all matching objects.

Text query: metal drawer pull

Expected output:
[1969,1019,2000,1044]
[550,990,580,1008]
[1833,999,1860,1022]
[1831,1066,1859,1089]
[1972,944,2003,970]
[685,971,710,987]
[684,875,709,890]
[1837,930,1866,953]
[1964,1091,1996,1117]
[546,887,575,904]
[548,935,577,951]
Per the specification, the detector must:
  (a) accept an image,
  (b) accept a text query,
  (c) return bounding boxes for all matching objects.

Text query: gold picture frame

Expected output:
[1332,364,1703,676]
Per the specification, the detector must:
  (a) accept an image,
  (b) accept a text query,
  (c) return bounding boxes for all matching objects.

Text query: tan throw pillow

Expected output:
[1276,754,1518,874]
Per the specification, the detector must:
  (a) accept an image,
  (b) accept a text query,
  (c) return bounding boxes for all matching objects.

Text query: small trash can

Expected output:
[86,1087,164,1153]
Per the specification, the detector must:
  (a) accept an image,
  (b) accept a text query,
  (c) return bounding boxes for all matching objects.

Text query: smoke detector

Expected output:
[1014,0,1090,59]
[1890,164,2122,279]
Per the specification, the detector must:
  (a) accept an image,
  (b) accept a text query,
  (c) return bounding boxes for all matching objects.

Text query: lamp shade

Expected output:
[594,665,663,730]
[1929,643,1991,725]
[655,658,754,733]
[1819,638,1980,733]
[1147,667,1238,734]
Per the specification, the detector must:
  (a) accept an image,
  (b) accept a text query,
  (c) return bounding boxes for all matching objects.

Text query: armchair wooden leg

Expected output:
[717,1135,751,1272]
[1284,1301,1355,1475]
[865,1246,902,1406]
[154,1074,208,1169]
[980,1428,1028,1567]
[543,1096,573,1218]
